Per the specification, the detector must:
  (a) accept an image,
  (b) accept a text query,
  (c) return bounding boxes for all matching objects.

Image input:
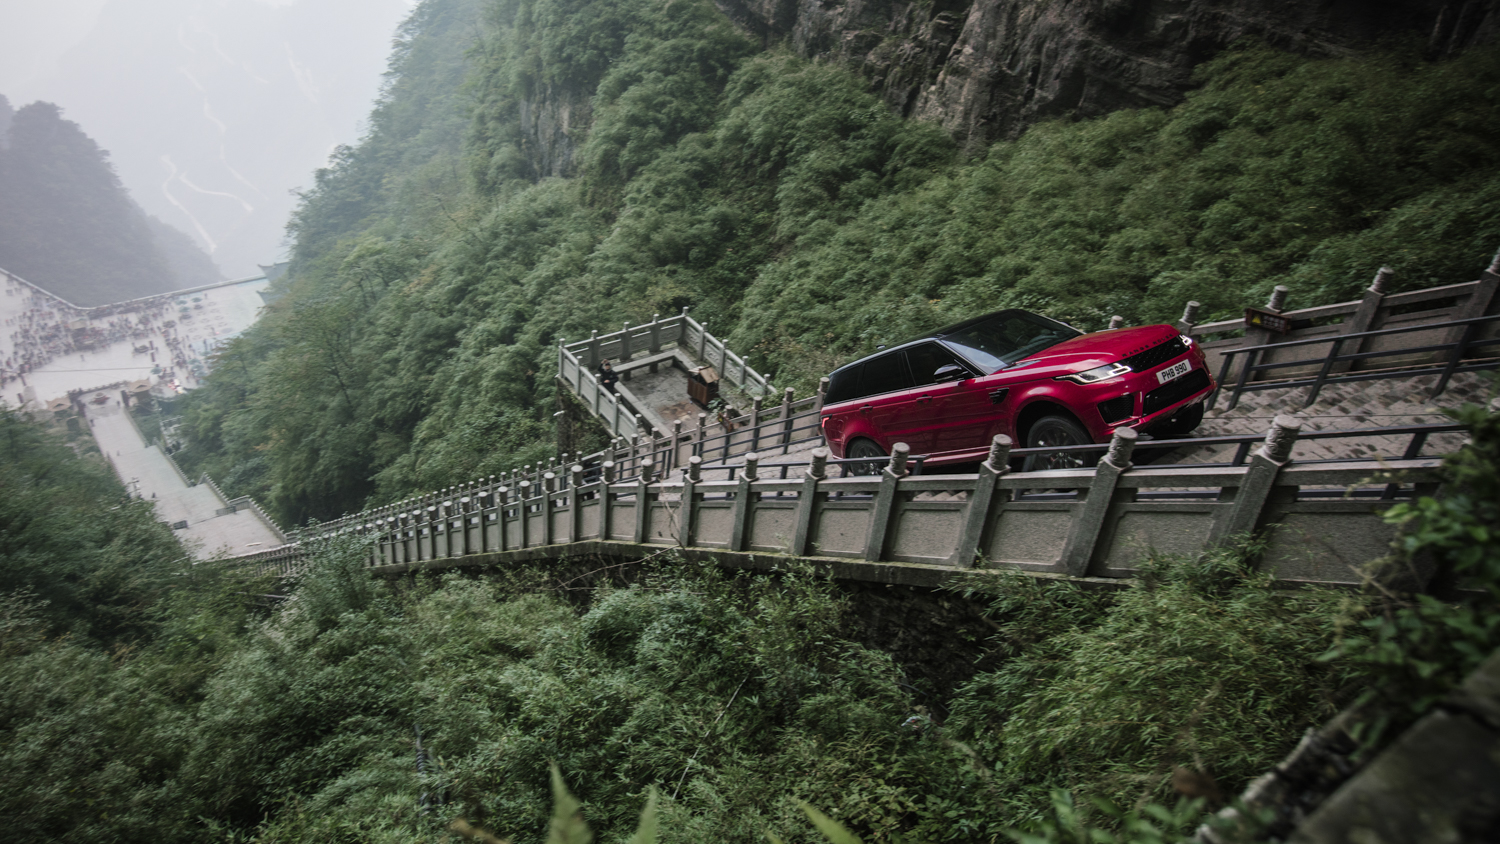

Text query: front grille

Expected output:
[1143,368,1211,415]
[1121,336,1188,373]
[1097,394,1135,425]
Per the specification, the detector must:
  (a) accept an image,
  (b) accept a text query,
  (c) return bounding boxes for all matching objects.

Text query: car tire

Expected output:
[1153,401,1205,439]
[846,438,886,476]
[1022,414,1094,472]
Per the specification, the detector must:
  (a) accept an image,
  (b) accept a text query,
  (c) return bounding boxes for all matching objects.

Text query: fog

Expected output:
[0,0,412,281]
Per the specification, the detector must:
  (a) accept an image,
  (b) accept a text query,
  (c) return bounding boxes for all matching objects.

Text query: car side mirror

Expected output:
[933,364,967,382]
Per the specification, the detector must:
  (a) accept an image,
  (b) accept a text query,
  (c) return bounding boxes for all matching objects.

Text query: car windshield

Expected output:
[940,311,1081,374]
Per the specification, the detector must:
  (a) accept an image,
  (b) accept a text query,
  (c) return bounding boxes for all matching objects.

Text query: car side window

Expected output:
[906,342,970,385]
[858,350,914,398]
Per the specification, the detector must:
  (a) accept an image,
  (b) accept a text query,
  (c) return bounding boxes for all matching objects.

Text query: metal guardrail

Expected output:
[1209,313,1500,411]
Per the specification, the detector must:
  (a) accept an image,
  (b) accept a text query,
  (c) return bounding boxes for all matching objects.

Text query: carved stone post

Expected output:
[600,461,617,541]
[779,386,795,448]
[518,480,532,548]
[1211,415,1301,545]
[791,448,829,556]
[730,453,759,551]
[1177,301,1201,335]
[541,472,557,545]
[814,376,830,417]
[1060,428,1137,576]
[1108,315,1125,330]
[954,435,1012,568]
[749,395,764,452]
[633,458,655,543]
[680,455,702,547]
[569,464,584,542]
[863,442,910,561]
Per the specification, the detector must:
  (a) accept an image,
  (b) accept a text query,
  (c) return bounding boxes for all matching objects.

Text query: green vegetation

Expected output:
[0,98,219,305]
[169,0,1500,526]
[16,0,1497,839]
[3,399,1498,841]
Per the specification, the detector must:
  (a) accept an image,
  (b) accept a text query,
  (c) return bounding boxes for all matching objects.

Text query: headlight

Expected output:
[1056,362,1132,384]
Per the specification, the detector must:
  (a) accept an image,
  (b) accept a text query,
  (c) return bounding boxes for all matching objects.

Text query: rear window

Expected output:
[824,349,918,405]
[825,363,864,404]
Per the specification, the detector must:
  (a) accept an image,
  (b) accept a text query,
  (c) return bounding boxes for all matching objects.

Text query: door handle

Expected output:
[917,394,933,404]
[859,404,874,414]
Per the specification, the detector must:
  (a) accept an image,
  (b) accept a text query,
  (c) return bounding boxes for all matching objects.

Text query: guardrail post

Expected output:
[730,453,759,551]
[1059,428,1136,576]
[1211,415,1301,544]
[694,412,707,458]
[779,386,794,448]
[863,443,910,562]
[1108,315,1125,330]
[497,487,511,552]
[475,491,491,552]
[749,395,763,452]
[621,320,632,360]
[1225,286,1289,399]
[599,461,616,540]
[814,376,829,417]
[633,459,655,543]
[790,448,828,556]
[1309,267,1392,391]
[649,313,661,355]
[541,472,557,545]
[588,330,600,368]
[697,320,709,361]
[569,465,584,542]
[680,455,702,547]
[953,435,1012,568]
[1177,301,1200,335]
[518,481,532,548]
[455,496,469,556]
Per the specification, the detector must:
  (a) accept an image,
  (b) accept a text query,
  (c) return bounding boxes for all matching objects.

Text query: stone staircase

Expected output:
[1157,371,1493,465]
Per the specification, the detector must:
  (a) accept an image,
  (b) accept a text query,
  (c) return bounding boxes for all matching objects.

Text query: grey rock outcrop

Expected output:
[713,0,1500,149]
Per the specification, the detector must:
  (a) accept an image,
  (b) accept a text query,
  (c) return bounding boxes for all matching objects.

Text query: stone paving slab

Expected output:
[1155,371,1491,466]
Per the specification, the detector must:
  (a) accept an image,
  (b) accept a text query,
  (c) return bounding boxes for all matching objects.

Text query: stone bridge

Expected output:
[224,250,1500,588]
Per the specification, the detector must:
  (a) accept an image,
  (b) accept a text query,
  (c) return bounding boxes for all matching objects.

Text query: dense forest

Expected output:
[8,0,1496,838]
[0,95,221,305]
[3,399,1498,842]
[168,0,1500,527]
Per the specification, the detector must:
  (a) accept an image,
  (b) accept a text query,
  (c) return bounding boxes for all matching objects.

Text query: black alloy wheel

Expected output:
[1022,415,1094,472]
[845,438,886,476]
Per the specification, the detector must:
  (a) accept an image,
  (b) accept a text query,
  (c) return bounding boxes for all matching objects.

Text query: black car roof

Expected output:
[828,308,1036,375]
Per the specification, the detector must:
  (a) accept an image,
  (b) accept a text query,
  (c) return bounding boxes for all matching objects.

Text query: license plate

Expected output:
[1155,360,1191,385]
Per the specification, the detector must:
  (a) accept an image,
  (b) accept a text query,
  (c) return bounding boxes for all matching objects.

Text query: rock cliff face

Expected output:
[713,0,1500,148]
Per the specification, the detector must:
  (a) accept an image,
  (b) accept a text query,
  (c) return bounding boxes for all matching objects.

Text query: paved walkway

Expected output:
[83,400,284,560]
[1154,370,1491,465]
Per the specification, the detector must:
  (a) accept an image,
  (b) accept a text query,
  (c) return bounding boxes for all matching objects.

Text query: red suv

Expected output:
[819,309,1213,470]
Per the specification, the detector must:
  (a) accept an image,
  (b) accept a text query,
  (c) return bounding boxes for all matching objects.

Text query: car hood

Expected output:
[1017,324,1181,370]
